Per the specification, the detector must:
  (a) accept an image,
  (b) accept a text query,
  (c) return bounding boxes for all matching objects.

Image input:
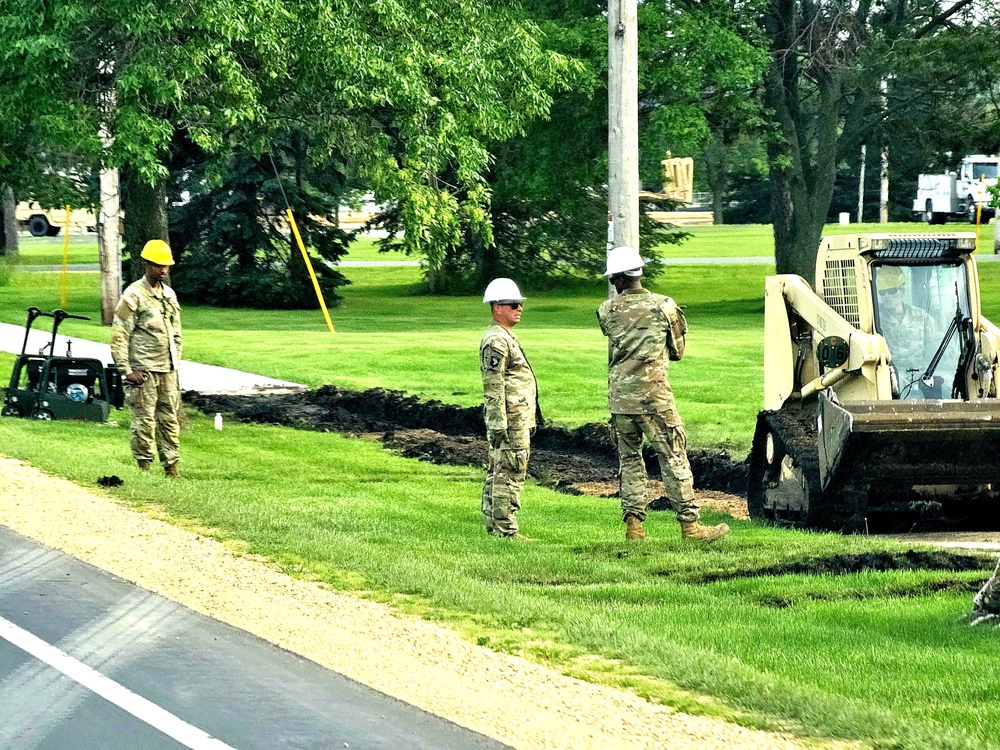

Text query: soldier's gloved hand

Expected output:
[488,429,507,449]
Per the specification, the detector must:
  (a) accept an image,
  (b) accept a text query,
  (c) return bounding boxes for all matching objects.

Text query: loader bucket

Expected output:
[818,393,1000,491]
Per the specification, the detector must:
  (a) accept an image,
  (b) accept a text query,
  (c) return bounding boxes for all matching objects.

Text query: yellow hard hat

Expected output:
[140,239,174,266]
[879,265,903,290]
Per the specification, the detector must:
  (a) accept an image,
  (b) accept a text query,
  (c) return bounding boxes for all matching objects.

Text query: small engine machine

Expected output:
[2,307,125,422]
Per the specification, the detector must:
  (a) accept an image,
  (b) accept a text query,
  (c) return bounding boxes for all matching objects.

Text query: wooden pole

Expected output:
[60,205,70,308]
[880,80,889,224]
[857,144,866,224]
[608,0,639,288]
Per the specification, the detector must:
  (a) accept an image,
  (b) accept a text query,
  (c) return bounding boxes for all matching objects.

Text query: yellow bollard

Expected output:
[286,208,335,333]
[60,205,71,308]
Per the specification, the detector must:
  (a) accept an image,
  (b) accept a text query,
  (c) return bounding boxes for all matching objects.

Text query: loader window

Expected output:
[972,163,999,181]
[874,263,970,399]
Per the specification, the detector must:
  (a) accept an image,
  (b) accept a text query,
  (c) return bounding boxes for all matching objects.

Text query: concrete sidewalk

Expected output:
[0,322,303,394]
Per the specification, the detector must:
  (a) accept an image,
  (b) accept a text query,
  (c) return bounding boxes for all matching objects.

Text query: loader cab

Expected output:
[872,262,971,399]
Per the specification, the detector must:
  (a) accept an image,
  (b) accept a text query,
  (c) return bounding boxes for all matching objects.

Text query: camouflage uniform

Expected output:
[111,277,183,469]
[878,303,944,397]
[480,323,537,536]
[597,288,699,523]
[972,557,1000,624]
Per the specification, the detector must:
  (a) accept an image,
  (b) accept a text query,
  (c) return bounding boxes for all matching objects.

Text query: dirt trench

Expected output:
[184,385,750,502]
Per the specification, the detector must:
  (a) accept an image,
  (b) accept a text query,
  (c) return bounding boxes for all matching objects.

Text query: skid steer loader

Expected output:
[747,232,1000,531]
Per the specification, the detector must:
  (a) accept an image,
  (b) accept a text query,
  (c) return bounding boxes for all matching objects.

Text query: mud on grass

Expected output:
[690,550,993,584]
[184,385,749,499]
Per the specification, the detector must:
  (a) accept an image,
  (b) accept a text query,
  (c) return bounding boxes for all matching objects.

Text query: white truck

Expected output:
[912,154,999,224]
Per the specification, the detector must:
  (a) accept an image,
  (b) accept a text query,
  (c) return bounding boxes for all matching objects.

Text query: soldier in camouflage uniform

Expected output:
[875,266,945,398]
[972,557,1000,625]
[597,246,729,542]
[480,278,537,538]
[111,240,184,477]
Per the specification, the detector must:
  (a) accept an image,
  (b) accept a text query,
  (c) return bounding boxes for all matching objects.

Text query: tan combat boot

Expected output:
[625,515,646,540]
[137,460,151,472]
[164,463,181,478]
[679,520,730,542]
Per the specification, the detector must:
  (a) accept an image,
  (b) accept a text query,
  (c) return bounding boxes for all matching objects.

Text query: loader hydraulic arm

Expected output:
[764,275,890,411]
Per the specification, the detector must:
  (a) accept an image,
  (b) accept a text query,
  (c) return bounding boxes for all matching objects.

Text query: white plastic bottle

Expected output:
[214,413,223,431]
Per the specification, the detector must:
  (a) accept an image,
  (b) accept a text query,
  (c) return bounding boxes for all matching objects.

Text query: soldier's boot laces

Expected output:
[680,520,729,542]
[625,515,646,541]
[164,463,181,478]
[136,460,151,472]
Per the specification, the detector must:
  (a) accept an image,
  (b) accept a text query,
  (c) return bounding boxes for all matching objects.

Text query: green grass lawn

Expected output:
[5,220,1000,455]
[0,262,765,451]
[0,402,995,750]
[11,218,993,266]
[4,221,1000,748]
[11,233,102,266]
[657,220,996,258]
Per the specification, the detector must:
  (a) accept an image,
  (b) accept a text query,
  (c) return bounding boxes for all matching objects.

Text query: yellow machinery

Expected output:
[748,232,1000,531]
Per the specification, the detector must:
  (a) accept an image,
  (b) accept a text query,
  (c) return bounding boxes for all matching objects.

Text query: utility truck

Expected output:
[748,232,1000,532]
[912,155,999,224]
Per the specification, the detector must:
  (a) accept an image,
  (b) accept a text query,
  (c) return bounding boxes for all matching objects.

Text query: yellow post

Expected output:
[977,175,986,249]
[60,205,71,308]
[286,208,335,333]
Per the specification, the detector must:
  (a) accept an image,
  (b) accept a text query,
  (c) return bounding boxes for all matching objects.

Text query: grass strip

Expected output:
[0,401,995,749]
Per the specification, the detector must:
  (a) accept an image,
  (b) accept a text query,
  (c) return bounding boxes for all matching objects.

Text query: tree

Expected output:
[386,0,768,292]
[760,0,1000,279]
[167,135,352,308]
[0,0,565,300]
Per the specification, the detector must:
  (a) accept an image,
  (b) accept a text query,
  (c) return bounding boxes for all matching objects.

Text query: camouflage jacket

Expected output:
[480,323,537,431]
[111,277,183,374]
[878,303,941,380]
[597,287,687,420]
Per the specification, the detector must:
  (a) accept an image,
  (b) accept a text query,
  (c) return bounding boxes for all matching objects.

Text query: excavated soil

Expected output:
[184,385,750,506]
[693,550,993,584]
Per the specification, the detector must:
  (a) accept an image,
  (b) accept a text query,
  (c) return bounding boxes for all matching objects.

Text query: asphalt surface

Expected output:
[0,526,507,750]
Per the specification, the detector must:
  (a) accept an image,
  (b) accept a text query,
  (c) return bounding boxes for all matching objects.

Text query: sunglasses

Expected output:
[881,286,903,297]
[497,301,523,310]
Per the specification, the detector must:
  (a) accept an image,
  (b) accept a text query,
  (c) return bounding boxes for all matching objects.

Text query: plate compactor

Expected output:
[2,307,124,422]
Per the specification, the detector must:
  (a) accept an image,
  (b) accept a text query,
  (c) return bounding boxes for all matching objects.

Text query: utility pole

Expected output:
[608,0,639,275]
[97,61,121,325]
[857,143,866,224]
[880,79,889,224]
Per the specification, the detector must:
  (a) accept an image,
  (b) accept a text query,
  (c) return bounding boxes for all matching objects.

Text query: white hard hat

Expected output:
[604,246,645,278]
[483,278,526,304]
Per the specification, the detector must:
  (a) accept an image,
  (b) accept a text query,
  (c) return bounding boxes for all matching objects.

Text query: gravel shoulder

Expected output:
[0,455,859,750]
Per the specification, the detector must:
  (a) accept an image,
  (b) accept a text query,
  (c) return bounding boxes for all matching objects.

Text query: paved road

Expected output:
[0,526,507,750]
[0,322,302,395]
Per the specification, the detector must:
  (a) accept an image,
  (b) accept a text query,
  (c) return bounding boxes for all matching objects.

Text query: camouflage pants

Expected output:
[125,370,181,467]
[482,427,531,536]
[611,413,699,523]
[973,556,1000,623]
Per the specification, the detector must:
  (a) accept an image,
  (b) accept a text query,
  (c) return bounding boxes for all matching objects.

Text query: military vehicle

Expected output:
[748,232,1000,531]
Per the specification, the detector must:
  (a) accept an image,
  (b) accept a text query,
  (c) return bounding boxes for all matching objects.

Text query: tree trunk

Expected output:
[703,136,728,225]
[121,168,169,281]
[763,0,843,282]
[0,185,17,257]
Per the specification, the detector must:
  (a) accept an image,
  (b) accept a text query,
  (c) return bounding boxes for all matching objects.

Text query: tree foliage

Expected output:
[376,0,769,293]
[759,0,1000,278]
[0,0,566,301]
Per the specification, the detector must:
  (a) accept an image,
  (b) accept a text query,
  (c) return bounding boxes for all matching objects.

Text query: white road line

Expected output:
[0,615,236,750]
[1,592,187,744]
